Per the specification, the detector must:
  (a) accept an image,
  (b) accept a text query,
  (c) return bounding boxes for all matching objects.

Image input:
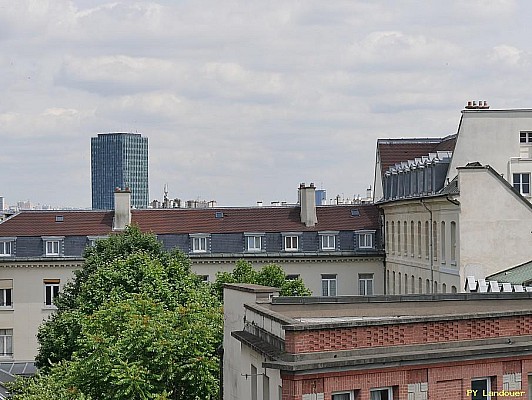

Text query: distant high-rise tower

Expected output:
[91,133,149,210]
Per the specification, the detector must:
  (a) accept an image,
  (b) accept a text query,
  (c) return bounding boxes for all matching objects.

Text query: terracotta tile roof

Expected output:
[0,205,379,237]
[377,135,457,176]
[0,211,114,237]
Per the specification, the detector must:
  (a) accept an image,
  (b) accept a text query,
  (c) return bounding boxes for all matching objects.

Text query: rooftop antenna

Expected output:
[163,184,168,202]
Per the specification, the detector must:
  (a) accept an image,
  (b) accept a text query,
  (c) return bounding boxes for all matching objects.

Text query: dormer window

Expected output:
[0,239,15,257]
[245,233,264,252]
[190,234,210,253]
[282,233,301,252]
[42,236,64,257]
[356,230,375,249]
[319,231,338,251]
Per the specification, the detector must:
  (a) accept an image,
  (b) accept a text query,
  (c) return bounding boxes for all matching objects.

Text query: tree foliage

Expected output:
[13,226,222,400]
[213,260,311,299]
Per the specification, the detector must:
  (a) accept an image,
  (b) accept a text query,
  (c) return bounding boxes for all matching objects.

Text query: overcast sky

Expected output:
[1,0,531,208]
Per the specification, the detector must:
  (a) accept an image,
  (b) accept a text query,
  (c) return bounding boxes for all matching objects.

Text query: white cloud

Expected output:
[2,0,532,208]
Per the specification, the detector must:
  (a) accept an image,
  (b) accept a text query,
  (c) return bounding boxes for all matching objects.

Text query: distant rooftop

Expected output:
[377,134,457,176]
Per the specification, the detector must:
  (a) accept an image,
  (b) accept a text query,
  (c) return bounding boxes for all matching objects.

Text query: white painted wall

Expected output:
[223,284,281,400]
[458,167,532,284]
[447,109,532,184]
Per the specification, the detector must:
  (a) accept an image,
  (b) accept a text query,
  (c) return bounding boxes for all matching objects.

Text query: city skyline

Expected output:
[2,1,532,208]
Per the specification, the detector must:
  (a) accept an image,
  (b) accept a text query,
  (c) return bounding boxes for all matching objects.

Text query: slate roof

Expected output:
[0,205,379,237]
[377,134,457,176]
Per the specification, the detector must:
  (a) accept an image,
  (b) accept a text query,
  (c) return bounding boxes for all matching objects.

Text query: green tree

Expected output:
[213,260,311,299]
[15,226,222,400]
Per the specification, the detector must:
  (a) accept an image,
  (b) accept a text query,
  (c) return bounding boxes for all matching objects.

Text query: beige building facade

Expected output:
[375,106,532,295]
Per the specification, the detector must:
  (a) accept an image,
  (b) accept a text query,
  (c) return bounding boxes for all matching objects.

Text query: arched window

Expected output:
[441,221,446,263]
[417,221,422,258]
[424,221,429,259]
[450,221,457,263]
[391,222,395,253]
[410,221,414,257]
[432,221,438,261]
[403,221,408,255]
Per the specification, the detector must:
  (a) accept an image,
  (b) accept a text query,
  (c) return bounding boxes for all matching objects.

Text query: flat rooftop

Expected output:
[248,293,532,330]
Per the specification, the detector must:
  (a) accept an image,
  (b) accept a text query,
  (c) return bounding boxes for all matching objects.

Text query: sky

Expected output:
[1,0,532,209]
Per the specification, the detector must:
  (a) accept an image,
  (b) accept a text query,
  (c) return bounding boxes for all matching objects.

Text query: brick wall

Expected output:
[282,356,532,400]
[285,314,532,353]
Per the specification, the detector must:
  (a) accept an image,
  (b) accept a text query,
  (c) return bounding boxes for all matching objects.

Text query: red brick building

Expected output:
[224,284,532,400]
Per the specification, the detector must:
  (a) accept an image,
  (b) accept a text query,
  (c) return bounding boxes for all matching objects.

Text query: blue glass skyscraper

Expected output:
[91,133,149,210]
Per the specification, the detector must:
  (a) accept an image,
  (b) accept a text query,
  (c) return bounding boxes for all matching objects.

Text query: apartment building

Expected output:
[374,105,532,294]
[0,184,383,363]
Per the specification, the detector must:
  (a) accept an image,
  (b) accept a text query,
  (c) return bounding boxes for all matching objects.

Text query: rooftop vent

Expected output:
[55,215,64,222]
[215,211,224,219]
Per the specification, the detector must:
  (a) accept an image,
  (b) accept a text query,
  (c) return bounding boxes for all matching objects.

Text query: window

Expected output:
[470,378,492,400]
[391,222,395,253]
[320,234,336,250]
[513,173,530,195]
[87,236,107,247]
[321,274,337,296]
[246,235,262,252]
[520,131,532,143]
[286,274,300,280]
[424,221,429,259]
[42,236,64,256]
[263,374,270,400]
[359,273,374,295]
[251,364,257,400]
[0,329,12,357]
[432,222,438,261]
[370,387,393,400]
[0,280,12,307]
[410,221,414,256]
[397,222,401,255]
[44,279,60,307]
[332,392,354,400]
[0,240,13,257]
[46,241,59,255]
[417,221,422,258]
[190,235,209,253]
[441,221,446,263]
[197,275,209,282]
[385,221,389,253]
[403,221,407,254]
[284,235,299,251]
[450,221,457,263]
[357,231,374,249]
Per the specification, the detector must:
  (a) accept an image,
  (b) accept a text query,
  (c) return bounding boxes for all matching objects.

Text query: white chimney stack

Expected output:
[299,183,317,227]
[113,188,131,231]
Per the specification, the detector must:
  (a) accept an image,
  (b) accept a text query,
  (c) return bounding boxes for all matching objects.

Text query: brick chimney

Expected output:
[299,183,317,227]
[113,188,131,231]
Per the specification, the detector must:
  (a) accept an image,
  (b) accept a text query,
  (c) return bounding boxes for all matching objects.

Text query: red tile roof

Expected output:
[0,205,379,237]
[377,135,457,176]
